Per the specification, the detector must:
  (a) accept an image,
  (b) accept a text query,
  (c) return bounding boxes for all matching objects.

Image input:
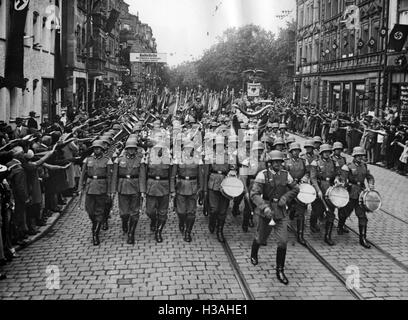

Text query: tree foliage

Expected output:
[166,21,296,98]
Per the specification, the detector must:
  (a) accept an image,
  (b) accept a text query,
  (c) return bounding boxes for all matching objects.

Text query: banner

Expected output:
[3,0,30,89]
[247,83,261,97]
[130,53,167,63]
[105,8,120,34]
[54,0,67,89]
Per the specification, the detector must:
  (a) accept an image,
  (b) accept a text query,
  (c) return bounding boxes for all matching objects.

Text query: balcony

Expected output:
[320,52,382,73]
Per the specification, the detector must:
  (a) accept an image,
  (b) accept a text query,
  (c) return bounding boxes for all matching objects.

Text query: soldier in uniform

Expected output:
[172,141,203,242]
[143,141,175,243]
[111,140,146,245]
[249,150,299,285]
[204,135,235,243]
[239,141,267,232]
[310,144,342,246]
[313,136,323,158]
[339,147,375,248]
[284,142,310,246]
[301,139,319,165]
[331,142,347,168]
[78,140,113,246]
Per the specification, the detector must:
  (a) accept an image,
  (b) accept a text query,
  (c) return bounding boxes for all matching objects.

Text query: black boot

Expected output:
[297,219,307,246]
[93,222,101,246]
[155,220,166,243]
[249,216,255,228]
[178,215,185,234]
[127,216,138,245]
[276,247,289,285]
[232,203,240,217]
[184,217,195,243]
[216,220,226,243]
[208,214,216,234]
[250,240,260,266]
[122,216,129,234]
[310,216,320,233]
[359,225,371,249]
[150,218,157,232]
[102,219,109,231]
[337,217,349,235]
[324,221,335,246]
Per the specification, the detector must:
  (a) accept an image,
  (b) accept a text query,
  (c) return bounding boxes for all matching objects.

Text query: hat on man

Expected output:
[319,144,333,154]
[313,136,323,144]
[92,140,107,150]
[333,142,343,150]
[352,147,366,157]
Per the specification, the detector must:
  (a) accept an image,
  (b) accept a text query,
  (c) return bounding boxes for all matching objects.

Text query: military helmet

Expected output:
[273,137,285,147]
[352,147,366,157]
[112,124,121,131]
[252,141,265,151]
[286,136,296,144]
[210,121,219,128]
[134,123,143,131]
[333,142,344,150]
[267,150,285,162]
[304,139,315,148]
[272,122,280,129]
[319,144,333,154]
[313,136,323,144]
[289,142,302,152]
[91,140,106,150]
[125,140,138,149]
[279,123,287,130]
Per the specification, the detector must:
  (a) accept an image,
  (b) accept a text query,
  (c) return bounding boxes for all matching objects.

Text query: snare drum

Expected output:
[297,183,317,204]
[359,190,382,212]
[325,186,349,208]
[220,177,244,200]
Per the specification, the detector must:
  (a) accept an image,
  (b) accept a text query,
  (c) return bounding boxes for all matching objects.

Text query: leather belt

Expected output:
[148,176,167,180]
[178,176,197,180]
[119,175,139,179]
[211,170,226,175]
[90,176,106,180]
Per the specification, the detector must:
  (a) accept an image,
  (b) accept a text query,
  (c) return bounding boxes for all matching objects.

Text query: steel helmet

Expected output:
[125,140,138,149]
[286,136,296,144]
[112,124,121,131]
[91,140,106,150]
[267,123,273,128]
[304,139,315,148]
[319,144,333,154]
[267,150,285,162]
[252,141,265,151]
[272,122,280,129]
[352,147,366,157]
[333,142,344,150]
[289,142,302,152]
[210,121,219,128]
[313,136,323,144]
[279,123,287,129]
[134,123,143,131]
[273,137,285,147]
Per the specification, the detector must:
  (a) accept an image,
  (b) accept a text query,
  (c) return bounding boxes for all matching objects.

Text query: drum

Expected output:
[325,186,349,208]
[220,177,244,200]
[0,165,8,181]
[359,190,382,212]
[297,183,317,204]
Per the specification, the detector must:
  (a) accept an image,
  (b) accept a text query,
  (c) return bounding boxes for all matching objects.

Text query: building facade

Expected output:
[0,0,63,123]
[295,0,387,116]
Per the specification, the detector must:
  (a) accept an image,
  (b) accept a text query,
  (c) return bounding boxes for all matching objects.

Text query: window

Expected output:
[349,30,355,56]
[326,0,332,19]
[33,12,40,45]
[76,25,82,56]
[299,7,304,28]
[332,0,339,16]
[398,0,408,24]
[360,24,369,55]
[0,0,5,39]
[331,83,341,112]
[370,20,380,53]
[341,30,348,58]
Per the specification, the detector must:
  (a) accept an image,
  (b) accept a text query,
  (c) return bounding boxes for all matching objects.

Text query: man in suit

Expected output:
[13,118,29,139]
[27,111,38,131]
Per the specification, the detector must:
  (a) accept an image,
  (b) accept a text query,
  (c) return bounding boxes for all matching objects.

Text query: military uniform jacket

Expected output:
[239,156,267,189]
[250,169,299,220]
[312,158,341,194]
[6,159,29,202]
[284,157,308,182]
[112,154,146,195]
[204,154,234,192]
[80,155,113,195]
[172,155,203,196]
[343,161,375,199]
[143,154,175,197]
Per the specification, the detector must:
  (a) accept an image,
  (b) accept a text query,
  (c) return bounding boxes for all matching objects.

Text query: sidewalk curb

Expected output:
[13,196,77,252]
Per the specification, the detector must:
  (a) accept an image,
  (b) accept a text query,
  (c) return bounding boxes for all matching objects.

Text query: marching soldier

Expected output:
[313,136,323,158]
[339,147,375,248]
[239,141,267,232]
[204,135,235,243]
[143,141,175,243]
[310,144,342,246]
[331,142,347,168]
[284,142,310,246]
[78,140,113,246]
[172,141,203,242]
[111,140,146,245]
[301,139,319,165]
[249,150,299,285]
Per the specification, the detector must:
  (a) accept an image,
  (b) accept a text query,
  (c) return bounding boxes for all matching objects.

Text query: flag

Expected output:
[54,0,67,89]
[105,8,120,34]
[3,0,30,89]
[388,24,408,52]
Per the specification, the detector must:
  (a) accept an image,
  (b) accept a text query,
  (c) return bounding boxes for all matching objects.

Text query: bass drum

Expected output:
[297,183,317,204]
[325,186,349,208]
[359,190,382,212]
[220,177,244,200]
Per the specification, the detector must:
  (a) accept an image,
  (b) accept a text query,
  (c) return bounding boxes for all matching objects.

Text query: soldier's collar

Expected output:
[93,154,103,159]
[126,154,136,159]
